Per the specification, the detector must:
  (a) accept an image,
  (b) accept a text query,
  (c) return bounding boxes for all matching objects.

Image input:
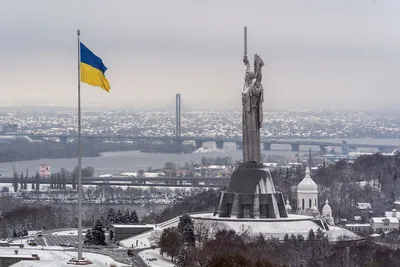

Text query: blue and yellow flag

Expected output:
[80,43,110,92]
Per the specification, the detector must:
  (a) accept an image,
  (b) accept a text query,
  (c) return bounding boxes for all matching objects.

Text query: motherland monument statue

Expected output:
[214,27,288,219]
[242,28,264,163]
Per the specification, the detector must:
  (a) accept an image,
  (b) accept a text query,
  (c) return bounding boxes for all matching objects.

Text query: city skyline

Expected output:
[1,0,400,109]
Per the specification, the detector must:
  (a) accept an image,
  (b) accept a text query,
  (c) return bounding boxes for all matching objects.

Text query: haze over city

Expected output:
[1,0,399,109]
[4,1,400,266]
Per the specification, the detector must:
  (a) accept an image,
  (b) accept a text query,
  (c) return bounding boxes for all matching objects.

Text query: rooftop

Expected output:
[371,217,399,223]
[384,211,400,219]
[345,223,370,227]
[297,167,318,192]
[111,224,155,228]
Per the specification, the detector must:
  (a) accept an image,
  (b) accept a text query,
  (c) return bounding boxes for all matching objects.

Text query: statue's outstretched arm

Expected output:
[255,57,264,84]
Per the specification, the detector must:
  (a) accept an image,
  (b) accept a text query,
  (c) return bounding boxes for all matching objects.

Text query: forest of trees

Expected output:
[84,208,140,246]
[271,153,400,221]
[0,205,76,238]
[143,189,219,223]
[0,194,141,239]
[104,208,139,226]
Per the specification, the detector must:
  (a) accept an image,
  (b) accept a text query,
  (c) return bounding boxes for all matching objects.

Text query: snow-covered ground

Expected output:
[139,248,175,267]
[51,229,88,236]
[0,248,127,267]
[120,213,360,250]
[120,217,180,248]
[325,226,360,241]
[192,146,229,154]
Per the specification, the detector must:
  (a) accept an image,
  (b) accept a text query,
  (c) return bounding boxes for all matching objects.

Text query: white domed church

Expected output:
[295,167,334,224]
[297,167,318,211]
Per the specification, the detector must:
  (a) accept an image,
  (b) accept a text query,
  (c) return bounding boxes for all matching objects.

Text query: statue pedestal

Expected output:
[214,162,288,219]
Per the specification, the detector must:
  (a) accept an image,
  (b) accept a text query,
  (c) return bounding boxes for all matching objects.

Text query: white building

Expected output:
[371,217,399,233]
[39,164,50,178]
[285,200,292,213]
[322,200,332,218]
[297,167,318,211]
[344,223,371,234]
[356,203,372,210]
[384,209,400,219]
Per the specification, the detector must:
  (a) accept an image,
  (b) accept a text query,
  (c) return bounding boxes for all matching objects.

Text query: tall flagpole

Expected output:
[77,29,83,260]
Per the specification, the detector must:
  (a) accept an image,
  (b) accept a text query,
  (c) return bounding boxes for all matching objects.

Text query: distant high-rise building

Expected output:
[176,93,181,137]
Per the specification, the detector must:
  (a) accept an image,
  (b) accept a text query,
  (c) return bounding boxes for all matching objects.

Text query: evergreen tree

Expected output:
[72,176,76,190]
[84,230,93,245]
[106,208,117,226]
[315,228,325,241]
[177,214,195,247]
[283,233,290,243]
[12,171,18,192]
[89,220,106,245]
[50,174,54,189]
[176,247,190,267]
[31,179,35,190]
[54,174,57,190]
[61,170,67,190]
[116,209,123,224]
[130,210,139,223]
[35,171,40,191]
[255,233,267,247]
[307,229,316,243]
[20,172,24,190]
[297,234,305,246]
[22,229,28,236]
[57,173,62,190]
[289,234,297,246]
[12,229,17,237]
[123,209,131,223]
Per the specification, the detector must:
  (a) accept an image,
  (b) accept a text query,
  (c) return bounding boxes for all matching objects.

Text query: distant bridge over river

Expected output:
[1,133,398,153]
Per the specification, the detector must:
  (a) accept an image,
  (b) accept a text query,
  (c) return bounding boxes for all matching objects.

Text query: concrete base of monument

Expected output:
[214,164,289,218]
[190,213,361,242]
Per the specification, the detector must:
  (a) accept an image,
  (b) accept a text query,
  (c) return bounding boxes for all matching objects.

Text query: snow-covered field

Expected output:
[0,248,127,267]
[51,229,87,236]
[0,229,128,266]
[120,212,360,251]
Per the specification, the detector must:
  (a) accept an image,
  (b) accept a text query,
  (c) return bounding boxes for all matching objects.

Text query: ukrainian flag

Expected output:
[80,42,110,92]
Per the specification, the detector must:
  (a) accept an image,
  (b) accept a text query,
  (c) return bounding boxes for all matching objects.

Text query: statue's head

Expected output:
[245,69,255,82]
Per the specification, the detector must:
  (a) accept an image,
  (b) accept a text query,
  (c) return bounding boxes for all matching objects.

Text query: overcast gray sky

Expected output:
[0,0,399,109]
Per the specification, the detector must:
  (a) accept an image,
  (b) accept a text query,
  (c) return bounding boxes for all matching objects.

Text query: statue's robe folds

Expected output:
[242,80,263,163]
